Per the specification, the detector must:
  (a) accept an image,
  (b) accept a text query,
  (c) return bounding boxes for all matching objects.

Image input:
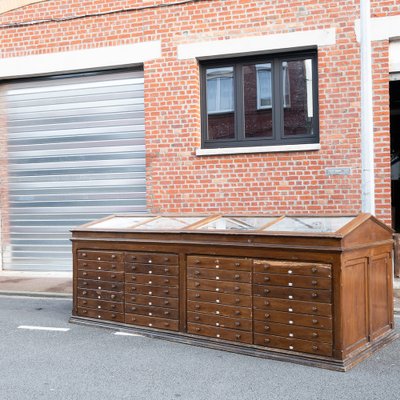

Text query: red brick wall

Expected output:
[0,0,398,224]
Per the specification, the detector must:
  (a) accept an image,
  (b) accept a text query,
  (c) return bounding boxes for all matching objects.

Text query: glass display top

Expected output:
[85,214,356,234]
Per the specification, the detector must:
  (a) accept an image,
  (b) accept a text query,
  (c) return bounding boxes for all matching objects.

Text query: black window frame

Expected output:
[200,50,319,149]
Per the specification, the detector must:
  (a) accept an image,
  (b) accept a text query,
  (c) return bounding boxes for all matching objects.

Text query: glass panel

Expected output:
[283,58,314,137]
[244,63,273,138]
[264,217,354,233]
[90,216,151,229]
[137,217,204,230]
[197,217,274,231]
[206,67,235,140]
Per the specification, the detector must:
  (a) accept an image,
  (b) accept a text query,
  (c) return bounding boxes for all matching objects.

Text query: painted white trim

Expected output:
[177,29,336,60]
[0,41,161,79]
[196,143,320,156]
[355,15,400,42]
[390,41,400,73]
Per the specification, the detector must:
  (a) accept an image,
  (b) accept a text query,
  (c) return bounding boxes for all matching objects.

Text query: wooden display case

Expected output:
[70,214,398,371]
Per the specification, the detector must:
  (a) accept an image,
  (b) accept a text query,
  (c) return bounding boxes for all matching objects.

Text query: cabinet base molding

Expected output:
[69,315,398,372]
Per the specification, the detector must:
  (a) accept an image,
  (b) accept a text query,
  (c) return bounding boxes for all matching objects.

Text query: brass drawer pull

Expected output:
[312,306,318,312]
[111,254,116,259]
[111,295,116,299]
[312,319,318,325]
[312,293,318,298]
[195,282,200,287]
[234,274,240,280]
[235,334,241,339]
[312,345,319,351]
[264,338,270,344]
[164,268,170,273]
[312,333,319,338]
[83,272,88,276]
[311,267,318,273]
[312,280,318,286]
[264,325,270,331]
[82,253,87,257]
[264,277,270,282]
[265,313,270,319]
[234,287,240,292]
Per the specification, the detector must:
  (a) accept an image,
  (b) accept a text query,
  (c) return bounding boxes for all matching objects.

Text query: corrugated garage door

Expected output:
[2,69,146,271]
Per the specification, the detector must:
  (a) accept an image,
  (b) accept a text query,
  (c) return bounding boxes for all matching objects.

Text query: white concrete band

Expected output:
[177,29,336,60]
[0,41,162,79]
[355,15,400,42]
[196,144,321,157]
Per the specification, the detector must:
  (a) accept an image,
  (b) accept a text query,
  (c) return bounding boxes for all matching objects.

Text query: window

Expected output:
[200,51,318,149]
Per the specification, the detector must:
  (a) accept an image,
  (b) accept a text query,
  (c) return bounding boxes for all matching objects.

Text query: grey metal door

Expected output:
[2,69,146,271]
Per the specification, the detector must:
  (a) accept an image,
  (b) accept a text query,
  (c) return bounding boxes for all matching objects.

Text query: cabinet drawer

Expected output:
[187,312,252,331]
[253,309,332,330]
[125,283,178,298]
[187,301,252,319]
[125,294,179,309]
[125,273,178,287]
[187,290,252,307]
[126,264,178,276]
[187,323,252,344]
[78,289,123,302]
[187,267,251,283]
[187,256,251,271]
[187,279,251,295]
[77,259,123,272]
[78,279,123,292]
[78,250,122,262]
[253,297,332,317]
[254,260,331,277]
[125,304,179,319]
[253,273,331,290]
[253,285,331,303]
[77,298,124,313]
[254,334,332,357]
[124,253,178,265]
[78,270,124,282]
[254,321,332,344]
[125,313,179,331]
[77,307,124,323]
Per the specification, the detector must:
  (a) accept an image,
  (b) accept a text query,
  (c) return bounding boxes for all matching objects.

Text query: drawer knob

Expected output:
[235,322,241,327]
[112,265,116,269]
[194,271,200,276]
[131,266,137,271]
[312,345,319,351]
[82,253,87,257]
[82,310,87,314]
[264,277,270,282]
[235,311,241,316]
[83,291,87,295]
[195,259,200,264]
[148,259,152,264]
[195,294,200,298]
[195,305,200,310]
[164,311,170,316]
[264,325,270,331]
[263,265,270,271]
[164,257,169,262]
[131,307,137,311]
[131,277,136,281]
[195,316,200,321]
[98,257,101,261]
[264,289,270,294]
[111,274,116,279]
[112,255,116,259]
[195,282,200,287]
[164,279,170,284]
[83,300,87,305]
[131,256,137,260]
[289,320,294,325]
[98,306,102,309]
[148,302,152,306]
[289,333,294,338]
[264,301,270,306]
[216,334,220,338]
[83,263,88,267]
[98,266,101,270]
[311,280,318,286]
[234,262,240,267]
[164,323,170,327]
[311,267,318,273]
[164,301,169,305]
[149,313,152,316]
[288,308,293,312]
[312,293,318,298]
[148,291,152,295]
[235,298,240,304]
[83,282,88,286]
[289,346,294,350]
[164,268,169,273]
[111,305,116,309]
[83,272,88,276]
[265,313,270,319]
[312,306,318,312]
[234,287,240,292]
[235,334,241,339]
[216,299,220,303]
[111,295,116,299]
[312,319,318,324]
[164,290,169,294]
[149,271,153,274]
[234,274,240,280]
[149,323,153,327]
[264,338,270,344]
[98,286,102,290]
[131,296,136,301]
[195,327,201,332]
[312,333,319,338]
[288,270,293,274]
[148,281,152,285]
[111,284,117,289]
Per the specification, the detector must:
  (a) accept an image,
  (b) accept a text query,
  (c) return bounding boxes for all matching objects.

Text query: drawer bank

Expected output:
[70,214,398,371]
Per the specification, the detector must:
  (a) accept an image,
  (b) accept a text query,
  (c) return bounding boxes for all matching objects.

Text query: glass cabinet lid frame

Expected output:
[75,213,373,236]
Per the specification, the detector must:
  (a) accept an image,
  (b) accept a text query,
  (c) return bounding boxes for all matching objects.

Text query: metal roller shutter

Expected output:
[2,69,146,271]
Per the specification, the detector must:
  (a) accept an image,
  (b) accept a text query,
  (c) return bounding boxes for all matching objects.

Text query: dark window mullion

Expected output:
[272,58,282,142]
[235,64,245,142]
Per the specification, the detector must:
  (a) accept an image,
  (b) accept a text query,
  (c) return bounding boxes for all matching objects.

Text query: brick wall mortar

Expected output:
[0,0,397,225]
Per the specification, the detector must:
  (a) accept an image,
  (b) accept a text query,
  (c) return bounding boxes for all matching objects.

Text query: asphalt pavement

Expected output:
[0,295,399,400]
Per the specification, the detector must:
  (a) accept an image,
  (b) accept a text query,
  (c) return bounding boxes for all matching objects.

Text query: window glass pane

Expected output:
[283,58,314,137]
[206,67,235,140]
[244,63,273,138]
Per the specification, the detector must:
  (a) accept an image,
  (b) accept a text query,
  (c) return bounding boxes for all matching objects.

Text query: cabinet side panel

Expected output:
[369,253,392,340]
[342,259,368,354]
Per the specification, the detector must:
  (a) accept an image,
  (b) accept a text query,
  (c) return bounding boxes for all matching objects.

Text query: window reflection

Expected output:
[283,59,314,137]
[206,67,235,140]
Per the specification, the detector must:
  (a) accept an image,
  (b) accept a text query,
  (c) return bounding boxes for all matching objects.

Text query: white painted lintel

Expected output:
[0,41,161,79]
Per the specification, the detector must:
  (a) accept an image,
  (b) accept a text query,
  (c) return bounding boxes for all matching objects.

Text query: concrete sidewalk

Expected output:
[0,272,72,297]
